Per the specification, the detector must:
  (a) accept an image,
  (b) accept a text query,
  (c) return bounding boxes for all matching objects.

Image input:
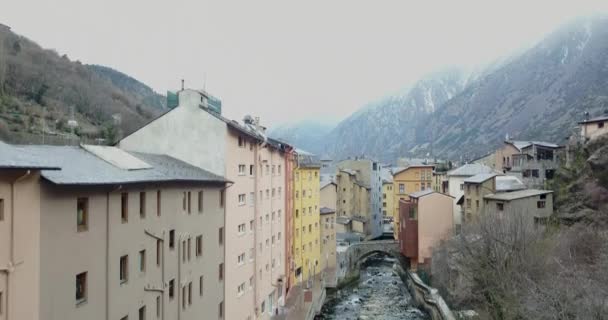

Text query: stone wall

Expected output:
[395,265,455,320]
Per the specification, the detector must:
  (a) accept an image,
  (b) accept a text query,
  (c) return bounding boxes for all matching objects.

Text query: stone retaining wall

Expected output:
[395,265,456,320]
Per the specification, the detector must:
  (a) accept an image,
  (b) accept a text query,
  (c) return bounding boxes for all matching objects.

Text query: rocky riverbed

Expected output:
[318,255,428,320]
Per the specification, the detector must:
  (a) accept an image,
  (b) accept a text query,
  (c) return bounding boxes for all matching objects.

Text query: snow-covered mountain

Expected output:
[267,119,337,155]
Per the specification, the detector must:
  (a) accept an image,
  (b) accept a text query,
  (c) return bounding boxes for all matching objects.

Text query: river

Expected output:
[318,255,429,320]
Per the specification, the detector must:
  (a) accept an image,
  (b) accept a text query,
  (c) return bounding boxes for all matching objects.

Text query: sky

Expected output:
[2,0,608,127]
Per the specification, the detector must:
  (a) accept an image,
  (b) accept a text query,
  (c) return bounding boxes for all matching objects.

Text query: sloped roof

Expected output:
[0,141,60,170]
[447,163,495,177]
[496,175,526,192]
[408,189,435,198]
[463,173,498,184]
[320,180,336,190]
[578,115,608,124]
[484,189,553,201]
[507,140,561,151]
[320,207,335,215]
[392,164,435,176]
[6,144,227,186]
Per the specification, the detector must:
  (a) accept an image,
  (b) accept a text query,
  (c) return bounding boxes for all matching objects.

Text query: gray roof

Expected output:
[448,163,495,177]
[0,141,60,170]
[408,189,435,198]
[351,215,368,223]
[392,164,435,176]
[336,216,351,225]
[496,175,526,192]
[579,115,608,124]
[320,180,336,190]
[463,173,498,184]
[6,144,226,186]
[320,207,335,215]
[484,189,553,201]
[508,140,560,151]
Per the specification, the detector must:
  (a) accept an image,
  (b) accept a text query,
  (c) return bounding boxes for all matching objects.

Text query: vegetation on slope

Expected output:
[0,25,165,144]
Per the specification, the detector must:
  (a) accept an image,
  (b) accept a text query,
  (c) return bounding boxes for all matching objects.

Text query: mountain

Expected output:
[0,24,165,143]
[324,15,608,162]
[322,67,475,162]
[268,119,337,155]
[414,15,608,160]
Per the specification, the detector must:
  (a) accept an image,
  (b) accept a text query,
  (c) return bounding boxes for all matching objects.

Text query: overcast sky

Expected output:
[2,0,608,127]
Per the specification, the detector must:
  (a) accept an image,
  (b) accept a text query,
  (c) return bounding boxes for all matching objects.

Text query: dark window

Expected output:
[139,306,145,320]
[523,170,531,178]
[140,192,146,218]
[156,190,161,216]
[199,276,204,296]
[182,192,187,211]
[219,301,224,319]
[121,193,128,223]
[540,194,547,199]
[532,169,539,178]
[196,235,203,257]
[219,227,224,245]
[545,169,555,180]
[139,250,146,273]
[156,240,161,267]
[188,282,192,305]
[169,230,175,250]
[156,296,161,317]
[187,192,191,214]
[198,191,203,213]
[169,279,175,299]
[537,201,546,208]
[598,122,604,129]
[220,190,225,208]
[408,207,417,220]
[120,255,128,283]
[250,165,254,175]
[0,198,4,221]
[219,263,224,280]
[76,272,87,304]
[497,203,504,211]
[77,198,88,232]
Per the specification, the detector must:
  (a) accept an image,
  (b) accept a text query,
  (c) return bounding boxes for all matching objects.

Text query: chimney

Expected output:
[584,111,590,121]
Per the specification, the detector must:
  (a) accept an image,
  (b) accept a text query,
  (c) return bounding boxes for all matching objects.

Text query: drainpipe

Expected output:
[106,185,122,320]
[2,170,31,320]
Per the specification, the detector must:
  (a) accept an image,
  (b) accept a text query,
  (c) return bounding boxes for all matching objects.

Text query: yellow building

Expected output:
[292,152,321,285]
[382,180,393,218]
[392,165,434,239]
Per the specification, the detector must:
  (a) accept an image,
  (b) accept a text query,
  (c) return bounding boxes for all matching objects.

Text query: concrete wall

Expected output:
[418,193,453,265]
[494,143,520,171]
[38,183,225,320]
[581,121,608,140]
[0,170,42,320]
[320,183,337,211]
[119,89,227,176]
[447,176,465,230]
[463,178,495,223]
[224,129,257,320]
[320,212,336,271]
[483,193,554,220]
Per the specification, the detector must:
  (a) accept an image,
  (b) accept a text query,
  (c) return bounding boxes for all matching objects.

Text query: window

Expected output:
[198,191,203,213]
[303,190,306,197]
[497,203,504,211]
[121,193,128,223]
[187,192,192,214]
[156,190,161,216]
[199,276,204,296]
[182,286,186,310]
[272,165,275,174]
[238,164,246,175]
[466,199,471,209]
[219,263,224,280]
[409,207,417,220]
[140,192,146,218]
[238,253,245,265]
[139,306,146,320]
[120,255,128,283]
[156,240,161,267]
[220,190,225,208]
[296,191,299,199]
[76,272,87,304]
[188,282,192,305]
[537,201,546,208]
[460,184,464,191]
[399,184,405,193]
[77,198,88,232]
[295,209,299,218]
[238,194,246,205]
[523,170,531,178]
[187,238,191,261]
[532,170,539,178]
[599,121,605,129]
[278,165,282,175]
[249,192,254,206]
[169,230,175,250]
[156,296,161,318]
[169,279,175,299]
[476,200,479,209]
[139,250,146,273]
[219,301,224,319]
[250,165,254,175]
[0,198,3,221]
[238,223,246,234]
[238,136,245,147]
[545,169,555,180]
[238,282,245,295]
[196,235,203,257]
[250,220,254,231]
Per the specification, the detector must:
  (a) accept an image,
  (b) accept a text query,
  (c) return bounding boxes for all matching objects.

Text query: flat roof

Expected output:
[578,115,608,124]
[484,189,553,201]
[392,164,435,176]
[463,173,498,184]
[320,207,335,215]
[448,163,495,177]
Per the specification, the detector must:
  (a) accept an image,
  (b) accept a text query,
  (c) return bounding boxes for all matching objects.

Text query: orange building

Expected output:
[391,165,434,239]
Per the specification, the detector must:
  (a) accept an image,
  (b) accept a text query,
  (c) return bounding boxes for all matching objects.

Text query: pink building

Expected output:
[399,190,453,270]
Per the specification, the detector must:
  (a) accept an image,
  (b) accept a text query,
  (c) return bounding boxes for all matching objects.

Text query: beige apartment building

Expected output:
[119,89,288,319]
[319,207,336,271]
[335,169,370,236]
[0,143,226,320]
[320,181,337,211]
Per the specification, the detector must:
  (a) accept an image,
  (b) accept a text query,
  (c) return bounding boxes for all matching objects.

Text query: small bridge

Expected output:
[342,240,402,271]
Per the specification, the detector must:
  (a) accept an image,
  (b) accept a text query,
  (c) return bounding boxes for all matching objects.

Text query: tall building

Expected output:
[291,151,321,285]
[119,89,289,319]
[0,142,227,320]
[391,165,434,239]
[319,207,337,272]
[335,159,383,239]
[381,180,393,218]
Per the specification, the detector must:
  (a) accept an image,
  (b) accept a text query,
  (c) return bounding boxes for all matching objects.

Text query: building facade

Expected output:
[398,190,454,270]
[381,180,393,218]
[119,89,288,319]
[320,181,337,211]
[482,190,554,223]
[291,152,321,286]
[391,165,434,239]
[579,115,608,141]
[0,143,227,320]
[446,163,495,232]
[319,207,337,272]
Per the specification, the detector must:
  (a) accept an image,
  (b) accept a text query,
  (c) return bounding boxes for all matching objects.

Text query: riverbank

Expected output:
[318,255,429,320]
